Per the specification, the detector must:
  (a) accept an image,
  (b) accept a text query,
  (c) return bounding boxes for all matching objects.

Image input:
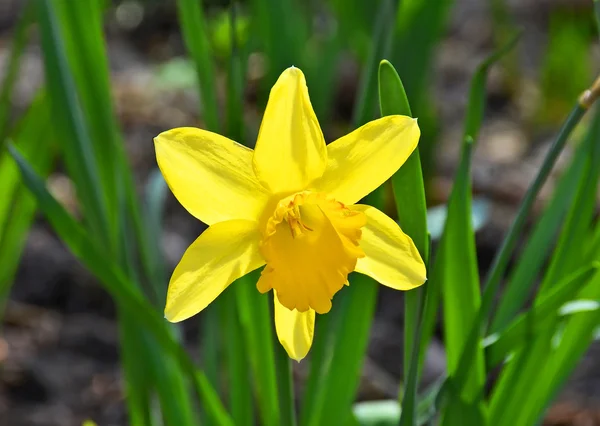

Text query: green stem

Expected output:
[481,104,587,327]
[399,283,428,426]
[274,322,297,426]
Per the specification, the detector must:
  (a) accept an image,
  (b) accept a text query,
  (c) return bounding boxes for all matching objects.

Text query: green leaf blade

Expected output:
[378,59,429,426]
[35,0,110,245]
[176,0,220,132]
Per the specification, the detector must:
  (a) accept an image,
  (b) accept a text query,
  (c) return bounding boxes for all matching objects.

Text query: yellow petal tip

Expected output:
[285,65,301,74]
[164,303,190,323]
[163,309,179,323]
[279,66,307,84]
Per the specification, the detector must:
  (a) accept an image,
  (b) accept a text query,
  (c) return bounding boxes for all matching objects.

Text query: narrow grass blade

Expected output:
[352,0,399,127]
[134,170,197,424]
[143,169,169,287]
[52,0,122,243]
[437,138,486,426]
[463,33,520,139]
[306,274,379,426]
[201,303,222,395]
[329,0,376,57]
[226,4,246,143]
[378,59,429,426]
[322,0,375,122]
[35,0,109,244]
[488,270,600,426]
[149,332,198,426]
[176,0,220,132]
[378,61,413,119]
[8,145,234,426]
[527,273,600,424]
[539,107,600,294]
[221,288,254,425]
[127,180,198,426]
[485,265,599,368]
[123,313,198,426]
[392,0,454,103]
[437,35,519,425]
[0,94,49,240]
[119,146,165,304]
[481,104,588,324]
[0,96,53,308]
[490,106,600,333]
[304,24,342,123]
[585,225,600,268]
[299,305,338,425]
[119,314,153,425]
[390,0,455,172]
[274,314,296,426]
[248,0,306,87]
[235,271,280,426]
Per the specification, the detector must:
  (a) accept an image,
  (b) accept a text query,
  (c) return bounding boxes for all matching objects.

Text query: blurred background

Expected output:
[0,0,598,425]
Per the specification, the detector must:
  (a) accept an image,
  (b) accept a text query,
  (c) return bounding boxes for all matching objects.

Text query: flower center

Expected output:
[257,191,366,314]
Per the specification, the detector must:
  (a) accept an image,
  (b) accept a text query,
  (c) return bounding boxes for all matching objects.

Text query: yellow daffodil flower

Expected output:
[154,66,426,361]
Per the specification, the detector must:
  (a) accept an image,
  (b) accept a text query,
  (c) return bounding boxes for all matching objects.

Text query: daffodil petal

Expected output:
[274,291,315,361]
[155,127,269,225]
[253,67,327,194]
[351,204,426,290]
[314,116,420,205]
[165,220,265,322]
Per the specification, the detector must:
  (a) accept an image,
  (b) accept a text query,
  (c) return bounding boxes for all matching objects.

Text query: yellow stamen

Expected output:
[257,192,366,314]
